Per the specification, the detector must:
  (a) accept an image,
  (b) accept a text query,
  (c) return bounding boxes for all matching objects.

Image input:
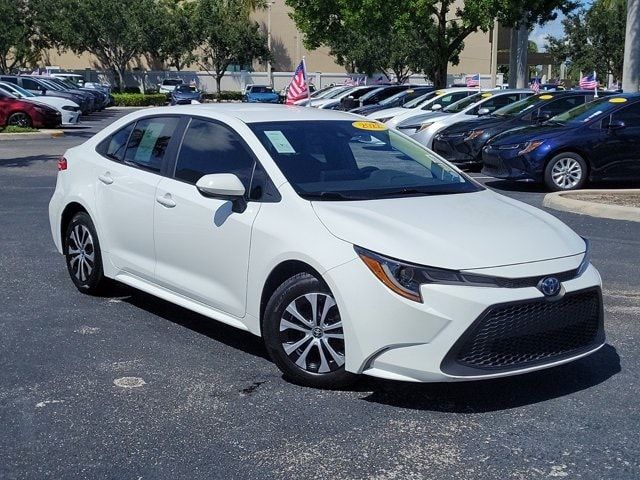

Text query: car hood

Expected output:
[370,107,405,120]
[311,190,585,270]
[490,122,570,145]
[441,115,511,135]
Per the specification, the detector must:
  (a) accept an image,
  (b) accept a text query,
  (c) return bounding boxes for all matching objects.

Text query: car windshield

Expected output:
[551,97,622,125]
[36,79,62,91]
[403,91,437,108]
[176,85,197,92]
[0,83,34,97]
[163,79,182,85]
[0,90,17,99]
[493,94,543,117]
[443,93,483,113]
[251,86,273,93]
[249,120,481,200]
[326,87,355,99]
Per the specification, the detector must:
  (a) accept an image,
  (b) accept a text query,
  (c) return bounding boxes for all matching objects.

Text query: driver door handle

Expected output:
[156,194,176,208]
[98,173,113,185]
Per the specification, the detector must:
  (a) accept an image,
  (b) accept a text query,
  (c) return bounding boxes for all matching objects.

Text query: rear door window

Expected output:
[98,124,135,162]
[124,117,180,173]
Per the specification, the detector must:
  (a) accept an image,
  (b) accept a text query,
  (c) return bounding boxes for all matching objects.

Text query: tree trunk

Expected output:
[508,27,518,88]
[623,0,640,92]
[215,73,223,100]
[115,67,125,93]
[515,23,529,88]
[432,62,448,88]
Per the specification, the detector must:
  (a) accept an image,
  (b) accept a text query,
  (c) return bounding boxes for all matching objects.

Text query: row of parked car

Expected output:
[297,84,639,191]
[0,74,114,130]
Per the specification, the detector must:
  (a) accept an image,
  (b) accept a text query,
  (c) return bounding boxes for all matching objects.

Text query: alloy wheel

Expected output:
[7,112,31,128]
[551,157,583,190]
[67,224,95,282]
[279,293,345,374]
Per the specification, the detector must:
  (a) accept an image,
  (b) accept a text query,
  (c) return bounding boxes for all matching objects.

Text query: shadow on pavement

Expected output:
[358,344,620,412]
[114,283,620,412]
[0,154,58,168]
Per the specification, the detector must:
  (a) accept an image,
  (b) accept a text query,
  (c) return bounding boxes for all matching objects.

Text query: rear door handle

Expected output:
[98,173,113,185]
[156,194,176,208]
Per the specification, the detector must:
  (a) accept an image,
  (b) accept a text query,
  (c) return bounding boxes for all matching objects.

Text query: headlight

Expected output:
[576,237,591,276]
[417,122,434,132]
[62,105,79,111]
[464,129,484,141]
[517,140,544,155]
[355,246,499,302]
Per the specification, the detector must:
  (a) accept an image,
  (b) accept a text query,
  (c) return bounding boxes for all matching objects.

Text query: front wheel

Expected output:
[544,153,588,191]
[263,273,356,388]
[7,112,32,128]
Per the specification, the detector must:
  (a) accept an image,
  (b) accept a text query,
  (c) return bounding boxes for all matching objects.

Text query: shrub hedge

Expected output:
[202,91,244,101]
[0,125,39,133]
[112,93,168,107]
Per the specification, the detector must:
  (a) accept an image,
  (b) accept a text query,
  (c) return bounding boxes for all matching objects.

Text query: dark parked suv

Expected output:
[0,75,93,115]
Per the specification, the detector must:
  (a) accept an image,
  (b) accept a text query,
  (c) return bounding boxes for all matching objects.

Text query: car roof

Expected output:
[135,104,362,124]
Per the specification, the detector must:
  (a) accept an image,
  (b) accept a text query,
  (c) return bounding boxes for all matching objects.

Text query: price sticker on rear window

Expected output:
[540,94,553,100]
[609,97,627,103]
[352,121,387,131]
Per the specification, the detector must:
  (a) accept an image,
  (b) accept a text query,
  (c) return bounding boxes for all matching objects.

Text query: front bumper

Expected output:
[324,256,603,383]
[61,110,80,125]
[481,145,541,181]
[432,135,483,167]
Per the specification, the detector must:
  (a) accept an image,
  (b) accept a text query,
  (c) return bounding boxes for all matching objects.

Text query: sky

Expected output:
[530,1,591,51]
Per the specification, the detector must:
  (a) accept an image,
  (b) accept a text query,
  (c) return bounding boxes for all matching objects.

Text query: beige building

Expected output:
[42,0,498,78]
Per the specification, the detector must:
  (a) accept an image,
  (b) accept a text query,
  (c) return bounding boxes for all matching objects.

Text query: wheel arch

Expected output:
[60,202,89,250]
[259,260,324,335]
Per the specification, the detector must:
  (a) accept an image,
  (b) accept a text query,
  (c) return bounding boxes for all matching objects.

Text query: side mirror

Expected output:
[431,103,442,111]
[196,173,247,213]
[607,119,626,131]
[535,111,551,123]
[477,107,490,116]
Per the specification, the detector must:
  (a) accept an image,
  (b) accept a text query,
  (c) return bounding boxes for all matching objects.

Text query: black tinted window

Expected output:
[0,77,17,85]
[21,78,42,90]
[124,117,179,173]
[611,103,640,126]
[102,124,134,162]
[175,119,256,186]
[542,96,583,116]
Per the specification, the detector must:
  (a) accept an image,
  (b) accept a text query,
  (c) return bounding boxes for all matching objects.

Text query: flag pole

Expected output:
[302,56,311,106]
[594,71,598,98]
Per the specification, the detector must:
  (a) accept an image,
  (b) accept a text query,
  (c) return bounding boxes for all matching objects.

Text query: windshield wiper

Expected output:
[302,192,365,201]
[377,188,447,197]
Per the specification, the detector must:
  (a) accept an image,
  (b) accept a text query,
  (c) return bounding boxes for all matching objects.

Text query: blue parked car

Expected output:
[243,85,279,103]
[170,85,202,105]
[482,94,640,191]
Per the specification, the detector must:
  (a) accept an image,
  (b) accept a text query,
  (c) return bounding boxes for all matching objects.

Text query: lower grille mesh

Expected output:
[442,289,604,375]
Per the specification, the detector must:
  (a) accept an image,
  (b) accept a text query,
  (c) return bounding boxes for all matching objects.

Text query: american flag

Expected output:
[466,73,480,87]
[286,60,309,105]
[530,78,540,94]
[579,72,598,90]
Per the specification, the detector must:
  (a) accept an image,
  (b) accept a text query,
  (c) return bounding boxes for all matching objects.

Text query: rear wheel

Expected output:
[263,273,356,388]
[7,112,32,128]
[544,153,588,191]
[64,212,108,294]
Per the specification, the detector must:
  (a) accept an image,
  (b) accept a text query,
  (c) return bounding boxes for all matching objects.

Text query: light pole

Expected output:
[623,0,640,92]
[267,1,275,87]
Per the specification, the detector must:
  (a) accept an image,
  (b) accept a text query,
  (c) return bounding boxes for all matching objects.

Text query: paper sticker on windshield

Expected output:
[436,90,446,96]
[481,92,493,98]
[406,89,414,94]
[609,97,627,103]
[539,94,553,100]
[264,130,296,154]
[352,121,387,131]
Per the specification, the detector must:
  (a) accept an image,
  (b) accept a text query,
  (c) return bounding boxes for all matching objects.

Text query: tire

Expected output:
[263,273,356,388]
[544,152,588,191]
[7,112,32,128]
[64,212,108,294]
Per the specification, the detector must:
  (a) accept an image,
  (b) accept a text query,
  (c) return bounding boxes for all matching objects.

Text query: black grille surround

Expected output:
[492,268,579,289]
[441,287,605,376]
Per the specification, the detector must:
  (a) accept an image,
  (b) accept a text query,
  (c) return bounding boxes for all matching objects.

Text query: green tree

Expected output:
[546,0,627,82]
[0,0,42,74]
[35,0,165,90]
[155,0,199,71]
[286,0,577,88]
[195,0,271,97]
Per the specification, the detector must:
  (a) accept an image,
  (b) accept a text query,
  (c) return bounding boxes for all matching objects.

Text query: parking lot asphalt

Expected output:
[1,108,639,480]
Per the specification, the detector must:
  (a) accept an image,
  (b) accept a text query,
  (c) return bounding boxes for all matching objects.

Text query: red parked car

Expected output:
[0,90,61,128]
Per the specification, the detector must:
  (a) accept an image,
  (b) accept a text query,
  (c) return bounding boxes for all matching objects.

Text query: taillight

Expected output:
[58,156,67,171]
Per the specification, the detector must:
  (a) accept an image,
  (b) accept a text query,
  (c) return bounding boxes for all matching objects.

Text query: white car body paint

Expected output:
[49,104,604,383]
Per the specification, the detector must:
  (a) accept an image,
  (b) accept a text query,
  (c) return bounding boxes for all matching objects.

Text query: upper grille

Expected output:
[441,288,604,376]
[493,269,579,289]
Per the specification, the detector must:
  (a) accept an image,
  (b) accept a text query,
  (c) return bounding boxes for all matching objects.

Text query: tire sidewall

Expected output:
[263,273,355,389]
[544,153,588,191]
[64,212,105,293]
[8,112,32,128]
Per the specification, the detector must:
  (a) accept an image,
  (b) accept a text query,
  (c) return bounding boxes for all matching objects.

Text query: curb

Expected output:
[543,189,640,223]
[0,129,65,141]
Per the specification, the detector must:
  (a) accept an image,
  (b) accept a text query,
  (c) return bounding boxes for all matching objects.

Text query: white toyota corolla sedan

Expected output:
[48,104,605,388]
